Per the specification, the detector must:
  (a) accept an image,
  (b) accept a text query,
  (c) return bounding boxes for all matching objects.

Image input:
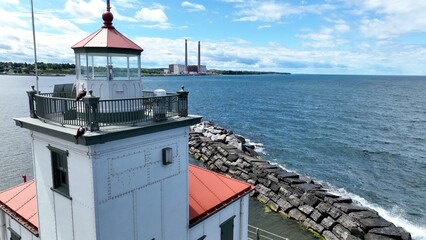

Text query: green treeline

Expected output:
[0,62,75,75]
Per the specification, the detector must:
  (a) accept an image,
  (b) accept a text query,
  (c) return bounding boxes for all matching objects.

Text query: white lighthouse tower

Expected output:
[13,1,201,239]
[0,1,252,240]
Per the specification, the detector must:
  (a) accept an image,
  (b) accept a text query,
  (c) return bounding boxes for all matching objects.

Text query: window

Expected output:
[220,216,235,240]
[197,235,206,240]
[8,228,21,240]
[48,145,70,197]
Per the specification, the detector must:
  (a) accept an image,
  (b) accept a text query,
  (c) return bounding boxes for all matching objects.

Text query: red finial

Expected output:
[102,0,114,28]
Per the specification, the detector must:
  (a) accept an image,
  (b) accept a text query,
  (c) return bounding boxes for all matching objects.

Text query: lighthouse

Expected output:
[0,1,252,240]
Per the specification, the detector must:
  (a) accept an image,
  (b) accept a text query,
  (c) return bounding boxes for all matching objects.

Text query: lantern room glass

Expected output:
[76,53,141,81]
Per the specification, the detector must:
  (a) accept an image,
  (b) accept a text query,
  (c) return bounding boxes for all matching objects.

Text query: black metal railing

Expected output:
[26,88,189,131]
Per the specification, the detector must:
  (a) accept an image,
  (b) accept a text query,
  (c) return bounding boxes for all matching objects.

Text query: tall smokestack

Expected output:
[185,39,188,73]
[198,41,201,74]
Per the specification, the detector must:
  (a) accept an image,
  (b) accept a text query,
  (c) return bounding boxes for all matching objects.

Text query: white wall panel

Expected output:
[98,193,134,240]
[135,184,162,240]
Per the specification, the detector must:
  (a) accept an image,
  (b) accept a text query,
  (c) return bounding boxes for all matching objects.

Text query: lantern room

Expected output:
[71,1,143,99]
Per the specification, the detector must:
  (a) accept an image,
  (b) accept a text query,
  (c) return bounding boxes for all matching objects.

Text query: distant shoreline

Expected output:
[0,73,66,77]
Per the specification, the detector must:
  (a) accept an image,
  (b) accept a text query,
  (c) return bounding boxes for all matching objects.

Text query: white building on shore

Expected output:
[0,1,252,240]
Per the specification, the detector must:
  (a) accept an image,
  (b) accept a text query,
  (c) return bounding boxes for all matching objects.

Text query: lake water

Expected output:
[0,74,425,239]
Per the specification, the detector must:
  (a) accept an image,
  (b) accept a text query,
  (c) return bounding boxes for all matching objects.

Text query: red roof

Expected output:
[0,180,38,235]
[0,165,252,232]
[72,27,143,51]
[189,165,253,225]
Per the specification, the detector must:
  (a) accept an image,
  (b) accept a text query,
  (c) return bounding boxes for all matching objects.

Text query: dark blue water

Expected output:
[1,74,425,239]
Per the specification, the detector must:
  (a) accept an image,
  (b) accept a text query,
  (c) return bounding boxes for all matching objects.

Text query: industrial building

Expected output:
[168,40,207,75]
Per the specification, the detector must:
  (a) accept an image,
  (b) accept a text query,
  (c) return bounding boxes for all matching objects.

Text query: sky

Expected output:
[1,0,426,75]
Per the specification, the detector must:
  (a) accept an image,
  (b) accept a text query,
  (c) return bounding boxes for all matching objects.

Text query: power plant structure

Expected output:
[168,40,207,75]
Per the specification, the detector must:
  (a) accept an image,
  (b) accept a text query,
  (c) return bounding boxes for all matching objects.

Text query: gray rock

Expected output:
[270,182,280,193]
[288,208,307,221]
[279,185,292,197]
[300,192,321,207]
[299,205,314,215]
[257,194,270,204]
[277,198,294,212]
[334,203,370,214]
[227,153,239,162]
[247,179,256,185]
[337,215,364,238]
[258,178,272,187]
[316,202,333,214]
[369,227,412,240]
[337,215,360,229]
[267,174,279,183]
[310,209,324,223]
[349,210,379,220]
[268,191,280,203]
[303,218,325,234]
[328,206,343,219]
[326,197,353,204]
[268,200,280,212]
[359,218,393,231]
[321,216,337,230]
[332,224,351,239]
[323,230,339,240]
[288,194,301,207]
[283,177,306,185]
[255,184,270,196]
[293,183,322,192]
[314,191,340,200]
[364,233,395,240]
[276,171,299,180]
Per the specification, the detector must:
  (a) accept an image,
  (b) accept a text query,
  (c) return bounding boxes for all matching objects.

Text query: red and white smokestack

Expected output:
[198,41,201,74]
[185,39,188,73]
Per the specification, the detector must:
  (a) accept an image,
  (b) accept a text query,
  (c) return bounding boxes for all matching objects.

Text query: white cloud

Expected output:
[64,0,105,24]
[115,0,138,9]
[258,25,271,29]
[135,7,168,23]
[0,0,19,4]
[233,1,335,22]
[38,16,85,33]
[181,1,206,12]
[357,0,426,39]
[0,9,28,28]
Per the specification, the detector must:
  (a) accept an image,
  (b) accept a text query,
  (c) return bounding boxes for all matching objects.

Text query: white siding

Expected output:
[1,215,39,240]
[189,195,250,240]
[92,127,189,240]
[32,133,96,240]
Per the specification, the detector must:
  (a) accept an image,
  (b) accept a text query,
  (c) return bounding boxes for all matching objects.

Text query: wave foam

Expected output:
[245,138,267,155]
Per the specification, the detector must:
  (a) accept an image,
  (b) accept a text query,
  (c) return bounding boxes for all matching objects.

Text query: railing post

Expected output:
[26,85,38,118]
[256,228,260,240]
[83,90,100,132]
[177,86,188,117]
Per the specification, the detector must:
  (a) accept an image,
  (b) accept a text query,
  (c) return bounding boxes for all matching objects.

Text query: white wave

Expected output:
[245,138,267,155]
[329,188,426,240]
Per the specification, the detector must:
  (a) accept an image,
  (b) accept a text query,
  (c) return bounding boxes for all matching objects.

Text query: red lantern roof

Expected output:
[71,0,142,52]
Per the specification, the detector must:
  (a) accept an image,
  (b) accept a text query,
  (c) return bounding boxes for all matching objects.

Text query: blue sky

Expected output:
[1,0,426,75]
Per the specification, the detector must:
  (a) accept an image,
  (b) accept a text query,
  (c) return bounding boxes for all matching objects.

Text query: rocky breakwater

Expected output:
[189,121,412,240]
